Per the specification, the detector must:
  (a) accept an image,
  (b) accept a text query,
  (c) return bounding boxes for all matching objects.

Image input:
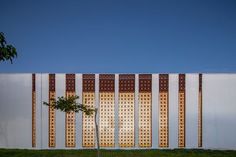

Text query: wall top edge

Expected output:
[1,73,236,75]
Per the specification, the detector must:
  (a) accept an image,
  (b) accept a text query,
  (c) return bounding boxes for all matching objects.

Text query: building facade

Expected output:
[0,73,236,150]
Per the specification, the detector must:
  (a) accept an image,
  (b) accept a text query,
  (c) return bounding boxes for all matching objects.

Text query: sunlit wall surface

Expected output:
[0,73,236,150]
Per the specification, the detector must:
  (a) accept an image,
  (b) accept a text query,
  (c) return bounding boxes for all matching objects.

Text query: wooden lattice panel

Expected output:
[32,74,36,147]
[139,93,152,147]
[82,92,95,147]
[65,74,76,147]
[198,74,202,147]
[99,74,115,147]
[119,74,135,147]
[159,92,168,147]
[159,74,169,147]
[100,92,115,147]
[139,74,152,147]
[119,92,135,147]
[99,74,115,92]
[178,74,185,148]
[49,74,56,147]
[82,74,95,148]
[119,74,135,92]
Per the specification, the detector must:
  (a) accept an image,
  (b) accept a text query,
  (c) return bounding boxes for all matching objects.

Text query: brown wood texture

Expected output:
[159,74,169,147]
[139,74,152,92]
[119,74,135,93]
[99,74,115,92]
[83,74,95,92]
[178,74,185,148]
[32,74,36,147]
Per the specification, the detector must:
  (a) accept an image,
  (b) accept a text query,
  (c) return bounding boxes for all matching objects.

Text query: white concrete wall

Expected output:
[35,74,42,149]
[152,74,158,149]
[55,74,65,149]
[186,74,198,148]
[41,74,49,149]
[1,73,236,150]
[169,74,179,148]
[0,74,32,148]
[203,74,236,150]
[76,74,83,149]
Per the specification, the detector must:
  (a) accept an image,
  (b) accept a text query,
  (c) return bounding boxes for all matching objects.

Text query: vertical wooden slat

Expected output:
[139,74,152,147]
[100,74,115,147]
[82,74,96,147]
[198,74,203,147]
[49,74,56,147]
[159,74,169,147]
[119,74,135,147]
[65,74,76,147]
[178,74,185,148]
[32,74,36,147]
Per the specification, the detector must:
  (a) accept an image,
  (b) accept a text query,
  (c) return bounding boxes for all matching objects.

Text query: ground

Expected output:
[1,149,236,157]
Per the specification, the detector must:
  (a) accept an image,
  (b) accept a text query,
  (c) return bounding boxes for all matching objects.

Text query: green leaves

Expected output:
[0,32,18,64]
[43,95,95,116]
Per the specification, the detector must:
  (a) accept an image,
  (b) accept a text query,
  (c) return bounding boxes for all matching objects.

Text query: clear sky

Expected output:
[1,0,236,73]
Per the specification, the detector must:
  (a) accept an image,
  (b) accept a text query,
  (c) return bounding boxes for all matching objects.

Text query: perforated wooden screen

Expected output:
[159,74,169,147]
[139,74,152,147]
[65,74,76,147]
[99,74,115,147]
[178,74,185,148]
[32,74,36,147]
[119,74,135,147]
[49,74,56,147]
[198,74,202,147]
[82,74,95,147]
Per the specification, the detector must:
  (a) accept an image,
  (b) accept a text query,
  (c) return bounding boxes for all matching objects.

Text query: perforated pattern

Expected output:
[65,74,76,147]
[32,74,36,147]
[65,92,76,147]
[159,74,169,147]
[83,74,95,92]
[139,74,152,92]
[178,94,185,147]
[159,92,168,147]
[99,93,115,147]
[49,74,56,147]
[119,74,135,92]
[139,93,152,147]
[82,92,95,147]
[198,74,202,147]
[99,74,115,92]
[178,92,185,147]
[49,92,56,147]
[178,74,185,148]
[119,93,135,147]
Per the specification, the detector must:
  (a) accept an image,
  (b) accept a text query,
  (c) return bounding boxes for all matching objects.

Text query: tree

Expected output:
[43,95,101,157]
[0,32,17,63]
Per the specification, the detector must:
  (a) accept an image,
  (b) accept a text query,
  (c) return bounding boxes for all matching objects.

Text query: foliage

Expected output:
[44,95,99,157]
[43,95,94,115]
[0,32,17,64]
[0,149,236,157]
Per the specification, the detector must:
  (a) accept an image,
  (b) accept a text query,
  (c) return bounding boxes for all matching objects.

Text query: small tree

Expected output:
[43,95,100,157]
[0,32,17,63]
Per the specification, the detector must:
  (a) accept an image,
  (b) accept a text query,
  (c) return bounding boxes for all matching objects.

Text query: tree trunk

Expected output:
[95,109,100,157]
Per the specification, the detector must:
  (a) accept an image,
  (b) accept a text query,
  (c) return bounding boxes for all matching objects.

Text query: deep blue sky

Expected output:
[1,0,236,73]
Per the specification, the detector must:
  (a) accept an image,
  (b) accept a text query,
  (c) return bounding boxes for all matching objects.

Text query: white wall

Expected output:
[152,74,158,149]
[1,73,236,150]
[55,74,66,149]
[186,74,198,148]
[0,74,32,148]
[203,74,236,149]
[169,74,179,148]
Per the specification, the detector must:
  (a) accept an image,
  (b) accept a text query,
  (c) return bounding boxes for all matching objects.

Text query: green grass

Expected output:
[0,149,236,157]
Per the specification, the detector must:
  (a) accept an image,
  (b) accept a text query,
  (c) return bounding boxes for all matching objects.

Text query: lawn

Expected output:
[0,149,236,157]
